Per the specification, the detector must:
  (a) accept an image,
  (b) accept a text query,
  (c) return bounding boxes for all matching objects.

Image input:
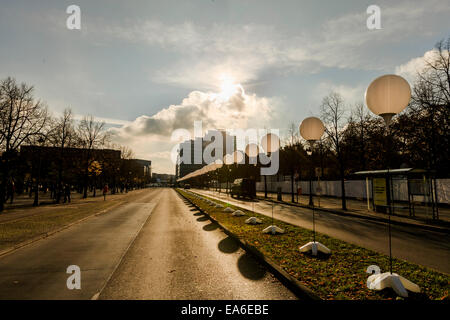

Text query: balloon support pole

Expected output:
[367,272,420,298]
[299,241,331,256]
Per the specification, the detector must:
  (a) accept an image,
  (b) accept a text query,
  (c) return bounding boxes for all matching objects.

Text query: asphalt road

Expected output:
[99,188,296,299]
[0,188,296,300]
[0,188,162,299]
[194,189,450,274]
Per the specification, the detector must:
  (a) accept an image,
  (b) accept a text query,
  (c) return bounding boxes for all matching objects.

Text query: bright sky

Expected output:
[0,0,448,173]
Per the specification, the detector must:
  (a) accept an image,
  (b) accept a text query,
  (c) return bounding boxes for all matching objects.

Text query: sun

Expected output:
[218,74,239,100]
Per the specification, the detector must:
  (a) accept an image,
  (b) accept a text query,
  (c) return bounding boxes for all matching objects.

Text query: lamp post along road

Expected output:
[365,74,420,298]
[298,117,331,256]
[307,148,313,206]
[260,134,284,235]
[33,136,45,207]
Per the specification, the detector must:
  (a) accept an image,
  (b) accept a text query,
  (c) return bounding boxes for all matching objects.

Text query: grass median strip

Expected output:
[179,189,449,300]
[0,199,121,253]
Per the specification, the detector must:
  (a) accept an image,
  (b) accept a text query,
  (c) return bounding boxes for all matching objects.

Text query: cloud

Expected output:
[109,86,276,173]
[314,82,365,106]
[395,49,450,84]
[110,86,273,138]
[91,0,450,90]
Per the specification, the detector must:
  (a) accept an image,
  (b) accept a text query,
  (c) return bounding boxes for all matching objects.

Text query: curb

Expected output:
[256,196,450,234]
[177,189,321,301]
[0,200,126,259]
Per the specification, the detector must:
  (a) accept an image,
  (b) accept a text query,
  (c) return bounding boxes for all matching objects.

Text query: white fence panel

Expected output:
[256,178,449,204]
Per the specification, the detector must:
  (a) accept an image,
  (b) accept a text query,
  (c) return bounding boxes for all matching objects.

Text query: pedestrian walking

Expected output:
[7,180,15,204]
[10,181,15,204]
[102,184,108,201]
[64,184,71,203]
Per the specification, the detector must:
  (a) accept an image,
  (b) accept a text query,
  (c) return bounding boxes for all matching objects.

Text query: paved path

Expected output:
[193,189,450,274]
[0,189,162,299]
[255,191,450,224]
[0,188,296,299]
[100,188,296,299]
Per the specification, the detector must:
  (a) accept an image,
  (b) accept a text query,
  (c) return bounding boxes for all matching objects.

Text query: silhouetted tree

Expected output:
[321,92,347,210]
[0,77,49,211]
[77,115,109,198]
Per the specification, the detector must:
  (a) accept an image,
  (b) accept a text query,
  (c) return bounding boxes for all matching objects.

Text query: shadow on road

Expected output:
[203,222,219,232]
[237,253,266,280]
[196,216,209,222]
[218,236,240,253]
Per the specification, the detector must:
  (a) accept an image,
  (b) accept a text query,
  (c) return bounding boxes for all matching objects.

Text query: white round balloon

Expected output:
[299,117,325,141]
[245,143,259,158]
[260,133,280,153]
[365,74,411,116]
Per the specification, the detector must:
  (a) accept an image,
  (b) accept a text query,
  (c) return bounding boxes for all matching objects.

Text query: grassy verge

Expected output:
[179,189,449,300]
[0,194,133,252]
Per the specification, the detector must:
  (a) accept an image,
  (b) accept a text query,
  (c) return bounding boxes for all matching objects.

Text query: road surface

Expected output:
[99,188,295,299]
[0,188,296,299]
[193,189,450,274]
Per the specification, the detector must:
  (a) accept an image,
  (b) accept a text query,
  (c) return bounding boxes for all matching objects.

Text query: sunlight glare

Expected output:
[219,74,239,100]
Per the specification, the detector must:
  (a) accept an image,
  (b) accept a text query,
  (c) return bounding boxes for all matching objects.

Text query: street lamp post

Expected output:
[298,117,331,256]
[33,136,45,207]
[245,143,259,200]
[223,154,232,196]
[259,134,284,235]
[365,74,420,297]
[307,147,313,206]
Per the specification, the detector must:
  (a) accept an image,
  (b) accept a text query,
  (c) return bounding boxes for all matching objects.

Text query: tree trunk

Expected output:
[291,173,294,203]
[0,155,11,212]
[83,163,89,198]
[339,156,347,210]
[264,175,267,198]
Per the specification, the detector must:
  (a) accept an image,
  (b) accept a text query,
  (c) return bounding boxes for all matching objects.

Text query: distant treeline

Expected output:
[0,77,148,211]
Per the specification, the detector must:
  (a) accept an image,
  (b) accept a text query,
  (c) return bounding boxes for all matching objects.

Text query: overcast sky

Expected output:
[1,0,449,173]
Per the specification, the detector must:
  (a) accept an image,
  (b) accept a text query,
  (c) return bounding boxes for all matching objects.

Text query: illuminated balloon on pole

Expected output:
[232,150,244,164]
[365,74,411,127]
[364,74,419,298]
[299,117,325,142]
[298,116,330,256]
[245,143,259,158]
[260,133,280,154]
[223,154,234,165]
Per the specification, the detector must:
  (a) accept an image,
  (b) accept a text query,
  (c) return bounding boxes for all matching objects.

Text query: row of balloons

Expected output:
[178,74,411,182]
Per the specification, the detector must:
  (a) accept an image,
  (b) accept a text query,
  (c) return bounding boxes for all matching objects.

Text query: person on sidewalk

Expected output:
[102,184,109,201]
[64,184,71,203]
[7,180,15,204]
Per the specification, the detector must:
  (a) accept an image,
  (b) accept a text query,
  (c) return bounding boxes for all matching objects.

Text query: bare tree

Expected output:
[287,122,299,146]
[119,145,135,160]
[77,115,109,198]
[0,77,49,211]
[408,37,450,172]
[320,92,347,210]
[48,108,77,202]
[351,102,372,170]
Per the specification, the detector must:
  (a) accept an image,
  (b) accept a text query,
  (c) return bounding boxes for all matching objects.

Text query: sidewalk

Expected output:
[0,189,138,224]
[260,191,449,227]
[191,188,450,273]
[0,188,150,254]
[208,188,450,233]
